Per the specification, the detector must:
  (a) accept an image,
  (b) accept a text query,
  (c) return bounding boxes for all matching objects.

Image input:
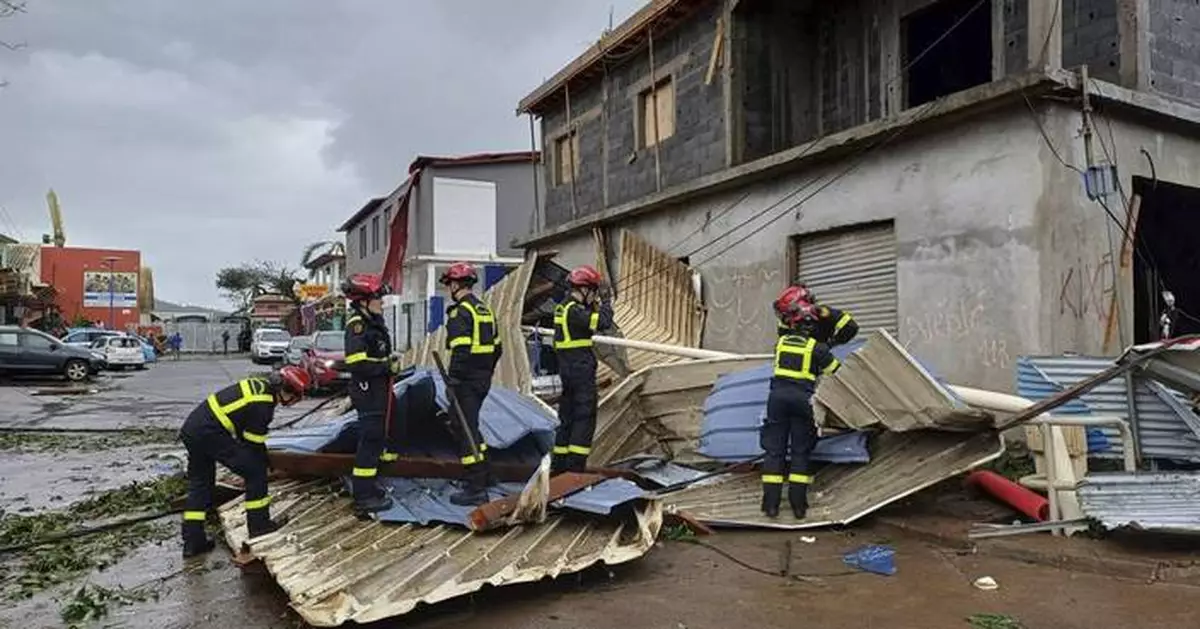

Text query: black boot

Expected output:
[353,493,394,515]
[568,453,588,473]
[247,510,287,539]
[761,484,782,518]
[181,522,215,559]
[551,454,569,476]
[789,483,809,520]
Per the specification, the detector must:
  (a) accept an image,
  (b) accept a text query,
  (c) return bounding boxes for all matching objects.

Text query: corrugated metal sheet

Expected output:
[554,478,647,515]
[400,250,542,395]
[815,329,993,432]
[1078,471,1200,533]
[795,222,897,334]
[219,479,663,627]
[601,229,705,381]
[663,430,1005,529]
[1017,355,1200,461]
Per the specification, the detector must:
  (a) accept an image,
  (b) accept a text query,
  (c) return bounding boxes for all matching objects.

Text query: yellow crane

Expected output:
[43,189,66,247]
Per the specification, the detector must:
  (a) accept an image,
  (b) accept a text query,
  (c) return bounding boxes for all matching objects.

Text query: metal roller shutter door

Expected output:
[795,222,898,334]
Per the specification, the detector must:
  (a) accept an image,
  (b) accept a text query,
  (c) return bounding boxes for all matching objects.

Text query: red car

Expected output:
[300,331,349,392]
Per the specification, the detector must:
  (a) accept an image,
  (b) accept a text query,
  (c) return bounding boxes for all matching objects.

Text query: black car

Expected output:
[0,325,105,382]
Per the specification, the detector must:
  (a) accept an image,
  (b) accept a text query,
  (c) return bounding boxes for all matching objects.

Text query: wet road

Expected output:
[2,360,1199,629]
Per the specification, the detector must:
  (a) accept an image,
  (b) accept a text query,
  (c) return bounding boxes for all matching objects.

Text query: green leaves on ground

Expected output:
[0,475,187,600]
[967,613,1026,629]
[0,429,178,454]
[59,583,159,626]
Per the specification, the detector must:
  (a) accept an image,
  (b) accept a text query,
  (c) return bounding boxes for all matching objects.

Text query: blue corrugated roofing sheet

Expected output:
[369,479,526,527]
[1078,471,1200,533]
[556,479,646,515]
[268,369,557,455]
[610,456,710,487]
[697,348,870,463]
[1016,355,1200,462]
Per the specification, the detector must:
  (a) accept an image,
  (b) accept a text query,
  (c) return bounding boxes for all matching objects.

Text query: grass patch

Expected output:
[967,613,1025,629]
[662,523,696,542]
[0,429,179,454]
[0,475,187,600]
[983,447,1035,483]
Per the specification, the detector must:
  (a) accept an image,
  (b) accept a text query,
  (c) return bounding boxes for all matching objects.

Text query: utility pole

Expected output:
[102,256,121,330]
[1080,65,1096,168]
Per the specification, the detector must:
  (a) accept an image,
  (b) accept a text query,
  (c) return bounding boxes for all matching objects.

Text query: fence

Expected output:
[161,321,244,353]
[383,299,429,353]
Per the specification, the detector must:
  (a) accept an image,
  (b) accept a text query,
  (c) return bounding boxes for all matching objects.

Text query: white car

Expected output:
[250,328,292,365]
[90,335,147,370]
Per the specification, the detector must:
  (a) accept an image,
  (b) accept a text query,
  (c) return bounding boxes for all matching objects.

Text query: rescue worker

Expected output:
[552,265,613,474]
[762,288,840,520]
[342,273,402,514]
[776,282,859,346]
[440,262,503,506]
[179,365,310,558]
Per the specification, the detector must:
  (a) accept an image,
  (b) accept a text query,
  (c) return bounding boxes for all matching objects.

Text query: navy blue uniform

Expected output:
[445,293,502,494]
[552,296,613,473]
[344,310,396,502]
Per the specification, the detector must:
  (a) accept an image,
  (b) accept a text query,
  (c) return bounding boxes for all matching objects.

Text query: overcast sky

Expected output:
[0,0,643,309]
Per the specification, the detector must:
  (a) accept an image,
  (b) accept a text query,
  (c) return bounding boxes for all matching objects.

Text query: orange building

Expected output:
[40,246,142,330]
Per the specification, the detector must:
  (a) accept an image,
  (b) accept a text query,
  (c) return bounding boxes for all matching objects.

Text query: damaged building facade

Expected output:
[515,0,1200,391]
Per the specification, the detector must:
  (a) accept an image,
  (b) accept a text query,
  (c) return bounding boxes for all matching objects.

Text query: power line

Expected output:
[602,0,989,299]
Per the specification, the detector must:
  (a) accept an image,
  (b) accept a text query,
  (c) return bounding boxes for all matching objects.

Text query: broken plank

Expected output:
[469,472,608,531]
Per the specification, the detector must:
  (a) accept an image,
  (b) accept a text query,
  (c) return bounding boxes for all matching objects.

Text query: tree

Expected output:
[299,240,340,270]
[215,261,305,310]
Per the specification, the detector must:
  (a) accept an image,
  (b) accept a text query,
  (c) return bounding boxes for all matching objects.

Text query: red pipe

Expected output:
[964,470,1049,522]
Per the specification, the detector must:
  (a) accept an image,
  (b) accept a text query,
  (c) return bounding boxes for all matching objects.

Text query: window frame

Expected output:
[637,76,676,149]
[359,225,367,258]
[553,130,581,187]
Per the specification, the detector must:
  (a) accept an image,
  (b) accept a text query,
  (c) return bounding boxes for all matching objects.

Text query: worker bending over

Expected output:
[552,265,613,474]
[343,273,402,515]
[762,287,840,519]
[179,365,310,558]
[776,282,859,346]
[441,262,503,506]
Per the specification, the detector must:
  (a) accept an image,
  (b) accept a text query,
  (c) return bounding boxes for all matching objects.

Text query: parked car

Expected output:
[62,327,121,349]
[284,336,312,366]
[0,325,104,381]
[90,335,146,370]
[300,331,348,391]
[129,335,159,363]
[250,328,292,364]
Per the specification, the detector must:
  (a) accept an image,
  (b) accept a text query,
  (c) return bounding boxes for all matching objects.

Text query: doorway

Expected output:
[1132,177,1200,343]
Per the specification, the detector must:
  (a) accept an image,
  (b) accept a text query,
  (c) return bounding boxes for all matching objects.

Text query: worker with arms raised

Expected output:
[440,262,503,506]
[761,287,841,520]
[179,365,310,558]
[777,281,859,346]
[343,273,403,515]
[552,265,614,474]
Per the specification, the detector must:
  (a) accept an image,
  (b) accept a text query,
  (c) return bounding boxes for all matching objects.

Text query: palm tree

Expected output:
[300,241,342,275]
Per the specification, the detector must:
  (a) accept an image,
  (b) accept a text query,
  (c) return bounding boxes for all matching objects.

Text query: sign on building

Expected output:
[83,270,138,308]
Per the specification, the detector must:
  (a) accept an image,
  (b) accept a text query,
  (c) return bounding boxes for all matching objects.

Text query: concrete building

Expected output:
[337,152,542,349]
[302,241,346,296]
[40,245,142,331]
[515,0,1200,391]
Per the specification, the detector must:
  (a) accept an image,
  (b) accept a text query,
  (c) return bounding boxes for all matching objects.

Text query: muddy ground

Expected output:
[1,359,1198,629]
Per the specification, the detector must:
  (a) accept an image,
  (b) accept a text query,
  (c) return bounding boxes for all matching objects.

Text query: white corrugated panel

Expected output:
[796,222,897,333]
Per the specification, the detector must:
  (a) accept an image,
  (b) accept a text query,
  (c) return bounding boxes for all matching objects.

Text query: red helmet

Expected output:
[275,365,311,404]
[440,262,478,286]
[774,286,816,325]
[342,273,389,301]
[791,281,816,304]
[567,265,602,288]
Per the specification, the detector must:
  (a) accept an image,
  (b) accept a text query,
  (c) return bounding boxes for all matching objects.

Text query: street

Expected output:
[0,359,1195,628]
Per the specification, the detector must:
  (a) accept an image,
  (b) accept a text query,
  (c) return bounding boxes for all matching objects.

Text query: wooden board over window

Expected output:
[554,131,580,186]
[639,77,676,149]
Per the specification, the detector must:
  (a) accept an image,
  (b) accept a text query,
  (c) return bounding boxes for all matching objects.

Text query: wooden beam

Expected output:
[705,17,725,86]
[1117,0,1151,91]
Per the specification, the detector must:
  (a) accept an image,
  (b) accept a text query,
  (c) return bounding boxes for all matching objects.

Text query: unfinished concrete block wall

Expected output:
[1063,0,1122,82]
[1147,0,1200,104]
[539,3,726,230]
[818,0,884,136]
[1003,0,1029,77]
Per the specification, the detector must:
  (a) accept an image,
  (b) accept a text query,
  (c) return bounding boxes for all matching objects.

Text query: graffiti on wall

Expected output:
[903,289,1013,373]
[1058,253,1116,325]
[705,263,783,350]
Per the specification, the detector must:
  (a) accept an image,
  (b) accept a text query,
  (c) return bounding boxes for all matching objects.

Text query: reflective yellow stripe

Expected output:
[788,473,813,484]
[461,452,486,465]
[244,496,271,510]
[207,395,237,437]
[448,336,472,348]
[553,302,594,349]
[352,467,377,478]
[834,312,852,333]
[588,311,599,331]
[183,510,207,521]
[346,351,385,364]
[379,451,399,462]
[552,445,570,455]
[457,301,497,355]
[346,316,363,325]
[243,431,267,444]
[822,358,840,375]
[208,379,275,440]
[773,336,816,381]
[567,445,591,455]
[761,474,785,484]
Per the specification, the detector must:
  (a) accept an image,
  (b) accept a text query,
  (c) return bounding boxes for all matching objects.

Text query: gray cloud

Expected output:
[0,0,642,308]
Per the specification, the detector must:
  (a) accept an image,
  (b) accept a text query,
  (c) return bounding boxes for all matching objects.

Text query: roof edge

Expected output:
[337,197,387,232]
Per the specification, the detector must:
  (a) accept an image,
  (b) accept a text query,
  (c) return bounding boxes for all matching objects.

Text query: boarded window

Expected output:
[554,131,580,186]
[639,77,676,148]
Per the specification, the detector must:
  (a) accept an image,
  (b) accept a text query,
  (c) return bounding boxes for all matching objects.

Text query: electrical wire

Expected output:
[677,537,860,582]
[592,0,990,299]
